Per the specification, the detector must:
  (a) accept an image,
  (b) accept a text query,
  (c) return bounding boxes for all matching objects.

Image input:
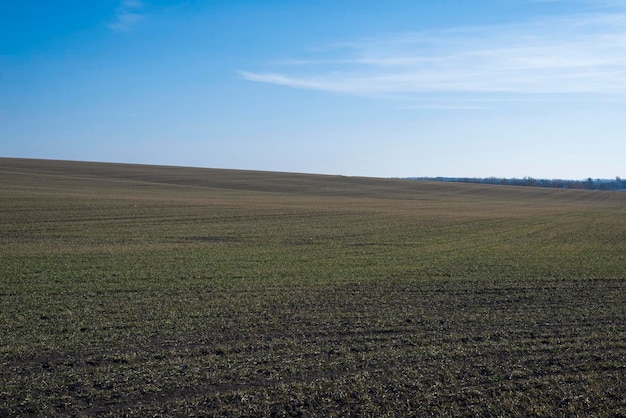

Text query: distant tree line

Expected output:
[408,176,626,191]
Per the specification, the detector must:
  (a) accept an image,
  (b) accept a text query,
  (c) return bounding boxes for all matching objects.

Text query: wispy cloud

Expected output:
[240,13,626,99]
[400,104,488,110]
[108,0,145,32]
[527,0,626,6]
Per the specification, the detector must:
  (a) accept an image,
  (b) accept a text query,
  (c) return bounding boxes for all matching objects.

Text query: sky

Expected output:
[2,0,626,179]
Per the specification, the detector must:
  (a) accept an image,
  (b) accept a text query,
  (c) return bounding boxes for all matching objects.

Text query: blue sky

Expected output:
[2,0,626,179]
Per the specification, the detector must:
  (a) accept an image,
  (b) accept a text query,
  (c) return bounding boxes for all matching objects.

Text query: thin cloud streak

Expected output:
[108,0,145,32]
[400,105,488,110]
[241,13,626,97]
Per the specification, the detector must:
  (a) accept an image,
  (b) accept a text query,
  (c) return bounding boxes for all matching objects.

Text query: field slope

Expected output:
[1,157,625,416]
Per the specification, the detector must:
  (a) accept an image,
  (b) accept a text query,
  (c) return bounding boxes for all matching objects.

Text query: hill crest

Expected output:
[2,157,624,203]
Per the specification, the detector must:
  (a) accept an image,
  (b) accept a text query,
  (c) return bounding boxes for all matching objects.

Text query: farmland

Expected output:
[1,157,625,416]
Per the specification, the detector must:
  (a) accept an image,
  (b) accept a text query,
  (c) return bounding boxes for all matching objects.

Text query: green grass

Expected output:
[1,157,625,416]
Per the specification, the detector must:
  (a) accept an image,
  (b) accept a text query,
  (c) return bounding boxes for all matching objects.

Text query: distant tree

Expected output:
[409,175,626,191]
